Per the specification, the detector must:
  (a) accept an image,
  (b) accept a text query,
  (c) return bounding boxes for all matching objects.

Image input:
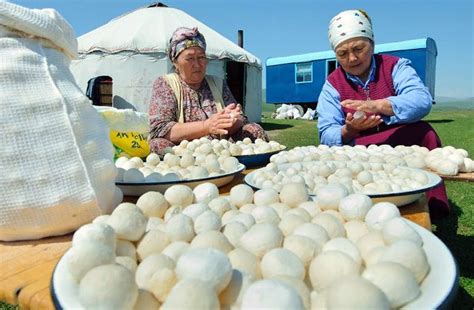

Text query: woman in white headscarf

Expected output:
[316,9,449,219]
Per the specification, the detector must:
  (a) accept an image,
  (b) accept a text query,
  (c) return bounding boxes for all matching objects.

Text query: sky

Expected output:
[10,0,474,99]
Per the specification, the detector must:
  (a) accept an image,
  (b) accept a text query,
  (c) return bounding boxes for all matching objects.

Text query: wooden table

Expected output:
[0,169,431,309]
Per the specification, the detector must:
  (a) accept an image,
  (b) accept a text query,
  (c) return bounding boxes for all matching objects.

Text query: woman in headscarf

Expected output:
[316,10,449,218]
[148,27,268,155]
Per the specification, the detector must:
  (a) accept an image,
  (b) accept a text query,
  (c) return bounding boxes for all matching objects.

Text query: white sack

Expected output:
[0,2,122,241]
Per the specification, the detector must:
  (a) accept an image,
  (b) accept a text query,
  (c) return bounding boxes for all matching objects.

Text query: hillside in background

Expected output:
[262,89,473,110]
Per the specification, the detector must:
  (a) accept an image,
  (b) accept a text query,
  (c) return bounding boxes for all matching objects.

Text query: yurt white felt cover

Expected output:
[71,4,263,122]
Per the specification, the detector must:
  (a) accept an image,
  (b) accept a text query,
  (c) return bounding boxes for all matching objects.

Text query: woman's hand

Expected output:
[345,112,383,132]
[224,103,243,118]
[341,99,394,116]
[204,110,234,135]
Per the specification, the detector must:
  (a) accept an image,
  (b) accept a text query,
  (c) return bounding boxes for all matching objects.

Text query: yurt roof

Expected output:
[77,3,261,69]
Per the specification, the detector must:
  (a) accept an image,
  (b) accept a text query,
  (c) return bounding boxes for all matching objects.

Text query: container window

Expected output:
[295,62,313,84]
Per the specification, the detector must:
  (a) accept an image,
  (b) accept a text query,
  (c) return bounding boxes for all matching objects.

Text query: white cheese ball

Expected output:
[363,262,421,308]
[136,230,170,261]
[190,230,233,253]
[279,214,307,236]
[133,289,161,310]
[146,153,160,166]
[322,209,345,224]
[208,197,232,217]
[357,170,374,185]
[161,241,190,263]
[135,253,175,290]
[311,213,346,239]
[261,248,305,280]
[166,214,195,242]
[344,220,369,243]
[382,217,423,246]
[176,247,232,293]
[241,279,304,310]
[254,188,280,206]
[365,202,401,230]
[239,223,284,258]
[436,160,458,175]
[163,205,183,222]
[356,231,386,260]
[67,242,115,281]
[116,240,136,260]
[123,168,145,183]
[292,222,330,246]
[108,204,147,241]
[219,269,255,307]
[92,214,110,225]
[297,201,321,218]
[148,268,177,303]
[309,251,360,291]
[325,275,390,309]
[181,202,208,221]
[146,217,166,232]
[269,202,291,218]
[322,237,362,268]
[271,276,310,310]
[364,246,388,266]
[72,222,116,252]
[136,191,169,218]
[279,183,309,208]
[222,157,240,173]
[228,213,256,230]
[251,206,280,224]
[194,210,222,234]
[221,210,241,226]
[285,208,312,222]
[228,248,262,279]
[338,193,373,221]
[283,235,321,268]
[222,222,248,248]
[79,264,138,310]
[115,256,137,273]
[164,185,194,207]
[230,184,255,208]
[316,184,349,210]
[162,279,219,310]
[379,240,430,283]
[193,183,219,204]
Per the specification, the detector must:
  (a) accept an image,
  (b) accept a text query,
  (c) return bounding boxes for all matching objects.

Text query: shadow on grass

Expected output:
[426,119,454,123]
[261,123,294,131]
[432,200,474,308]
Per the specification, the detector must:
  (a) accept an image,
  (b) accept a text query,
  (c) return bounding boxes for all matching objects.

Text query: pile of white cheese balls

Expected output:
[270,144,473,176]
[115,152,241,183]
[66,182,430,309]
[250,160,431,196]
[169,137,285,157]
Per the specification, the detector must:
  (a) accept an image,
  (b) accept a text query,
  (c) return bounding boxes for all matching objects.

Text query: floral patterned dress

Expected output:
[148,75,268,154]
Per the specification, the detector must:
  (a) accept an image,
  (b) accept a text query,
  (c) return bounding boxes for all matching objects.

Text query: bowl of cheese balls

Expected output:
[170,137,286,168]
[245,160,442,207]
[115,151,245,196]
[52,182,456,309]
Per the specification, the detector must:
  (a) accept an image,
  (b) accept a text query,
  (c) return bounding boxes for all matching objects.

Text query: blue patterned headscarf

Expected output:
[168,27,206,62]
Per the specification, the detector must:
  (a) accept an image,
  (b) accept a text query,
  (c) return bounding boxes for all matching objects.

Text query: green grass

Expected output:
[261,107,474,308]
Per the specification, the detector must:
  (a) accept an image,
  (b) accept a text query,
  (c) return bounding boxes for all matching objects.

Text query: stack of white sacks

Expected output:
[274,104,316,120]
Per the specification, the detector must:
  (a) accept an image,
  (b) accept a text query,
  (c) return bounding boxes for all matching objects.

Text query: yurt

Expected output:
[71,3,262,122]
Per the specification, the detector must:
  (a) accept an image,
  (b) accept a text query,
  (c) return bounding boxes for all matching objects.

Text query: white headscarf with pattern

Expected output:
[328,9,374,50]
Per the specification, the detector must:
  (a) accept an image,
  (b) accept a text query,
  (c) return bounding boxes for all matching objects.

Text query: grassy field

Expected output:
[261,105,474,308]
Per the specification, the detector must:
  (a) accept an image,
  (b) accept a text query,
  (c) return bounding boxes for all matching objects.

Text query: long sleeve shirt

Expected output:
[317,56,433,146]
